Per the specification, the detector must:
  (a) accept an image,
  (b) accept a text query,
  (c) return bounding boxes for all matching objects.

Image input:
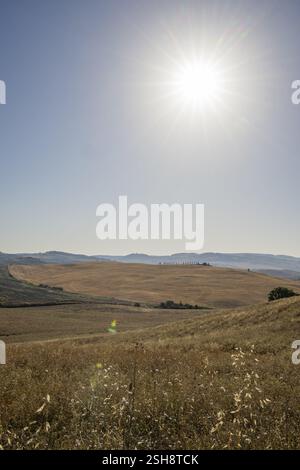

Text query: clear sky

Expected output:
[0,0,300,256]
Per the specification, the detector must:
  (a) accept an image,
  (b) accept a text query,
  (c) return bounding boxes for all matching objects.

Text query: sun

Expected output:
[171,59,225,110]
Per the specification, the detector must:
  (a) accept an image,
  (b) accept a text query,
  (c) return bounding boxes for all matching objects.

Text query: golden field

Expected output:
[10,262,300,308]
[0,263,299,449]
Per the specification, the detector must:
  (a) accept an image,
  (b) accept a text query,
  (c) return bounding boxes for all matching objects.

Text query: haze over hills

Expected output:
[0,251,104,265]
[96,252,300,274]
[2,251,300,279]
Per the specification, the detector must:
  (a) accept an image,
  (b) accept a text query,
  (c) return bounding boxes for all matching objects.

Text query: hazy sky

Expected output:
[0,0,300,256]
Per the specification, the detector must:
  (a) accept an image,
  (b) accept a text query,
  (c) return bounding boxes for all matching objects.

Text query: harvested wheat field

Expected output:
[10,262,300,308]
[0,296,299,449]
[0,302,205,344]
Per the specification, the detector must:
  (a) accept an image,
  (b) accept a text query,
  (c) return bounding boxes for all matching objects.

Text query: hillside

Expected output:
[2,261,300,449]
[0,302,204,344]
[0,265,98,307]
[10,262,300,308]
[0,296,299,449]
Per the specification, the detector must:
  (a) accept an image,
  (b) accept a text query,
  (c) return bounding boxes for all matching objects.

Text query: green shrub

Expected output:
[268,287,298,302]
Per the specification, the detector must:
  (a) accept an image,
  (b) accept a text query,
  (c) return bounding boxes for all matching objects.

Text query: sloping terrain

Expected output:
[0,265,95,307]
[0,302,204,343]
[0,265,146,308]
[0,296,299,449]
[256,268,300,280]
[10,262,300,308]
[2,262,300,449]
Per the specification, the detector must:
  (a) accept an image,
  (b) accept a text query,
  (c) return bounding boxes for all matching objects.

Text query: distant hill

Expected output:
[0,251,105,265]
[96,252,300,270]
[2,251,300,279]
[0,253,44,265]
[96,252,300,277]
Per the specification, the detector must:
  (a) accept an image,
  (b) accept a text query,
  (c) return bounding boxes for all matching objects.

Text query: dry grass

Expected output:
[10,262,300,308]
[0,296,299,449]
[0,303,204,344]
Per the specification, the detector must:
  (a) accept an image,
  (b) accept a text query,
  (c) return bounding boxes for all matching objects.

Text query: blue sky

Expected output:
[0,0,300,256]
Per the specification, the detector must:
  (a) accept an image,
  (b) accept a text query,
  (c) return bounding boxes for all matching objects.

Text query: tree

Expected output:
[268,287,298,302]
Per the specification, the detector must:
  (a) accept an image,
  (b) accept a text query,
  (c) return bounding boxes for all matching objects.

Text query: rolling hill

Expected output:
[10,262,300,308]
[2,250,300,273]
[3,250,300,279]
[0,265,97,307]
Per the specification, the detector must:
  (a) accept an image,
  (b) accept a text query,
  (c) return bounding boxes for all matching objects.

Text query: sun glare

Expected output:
[172,59,224,110]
